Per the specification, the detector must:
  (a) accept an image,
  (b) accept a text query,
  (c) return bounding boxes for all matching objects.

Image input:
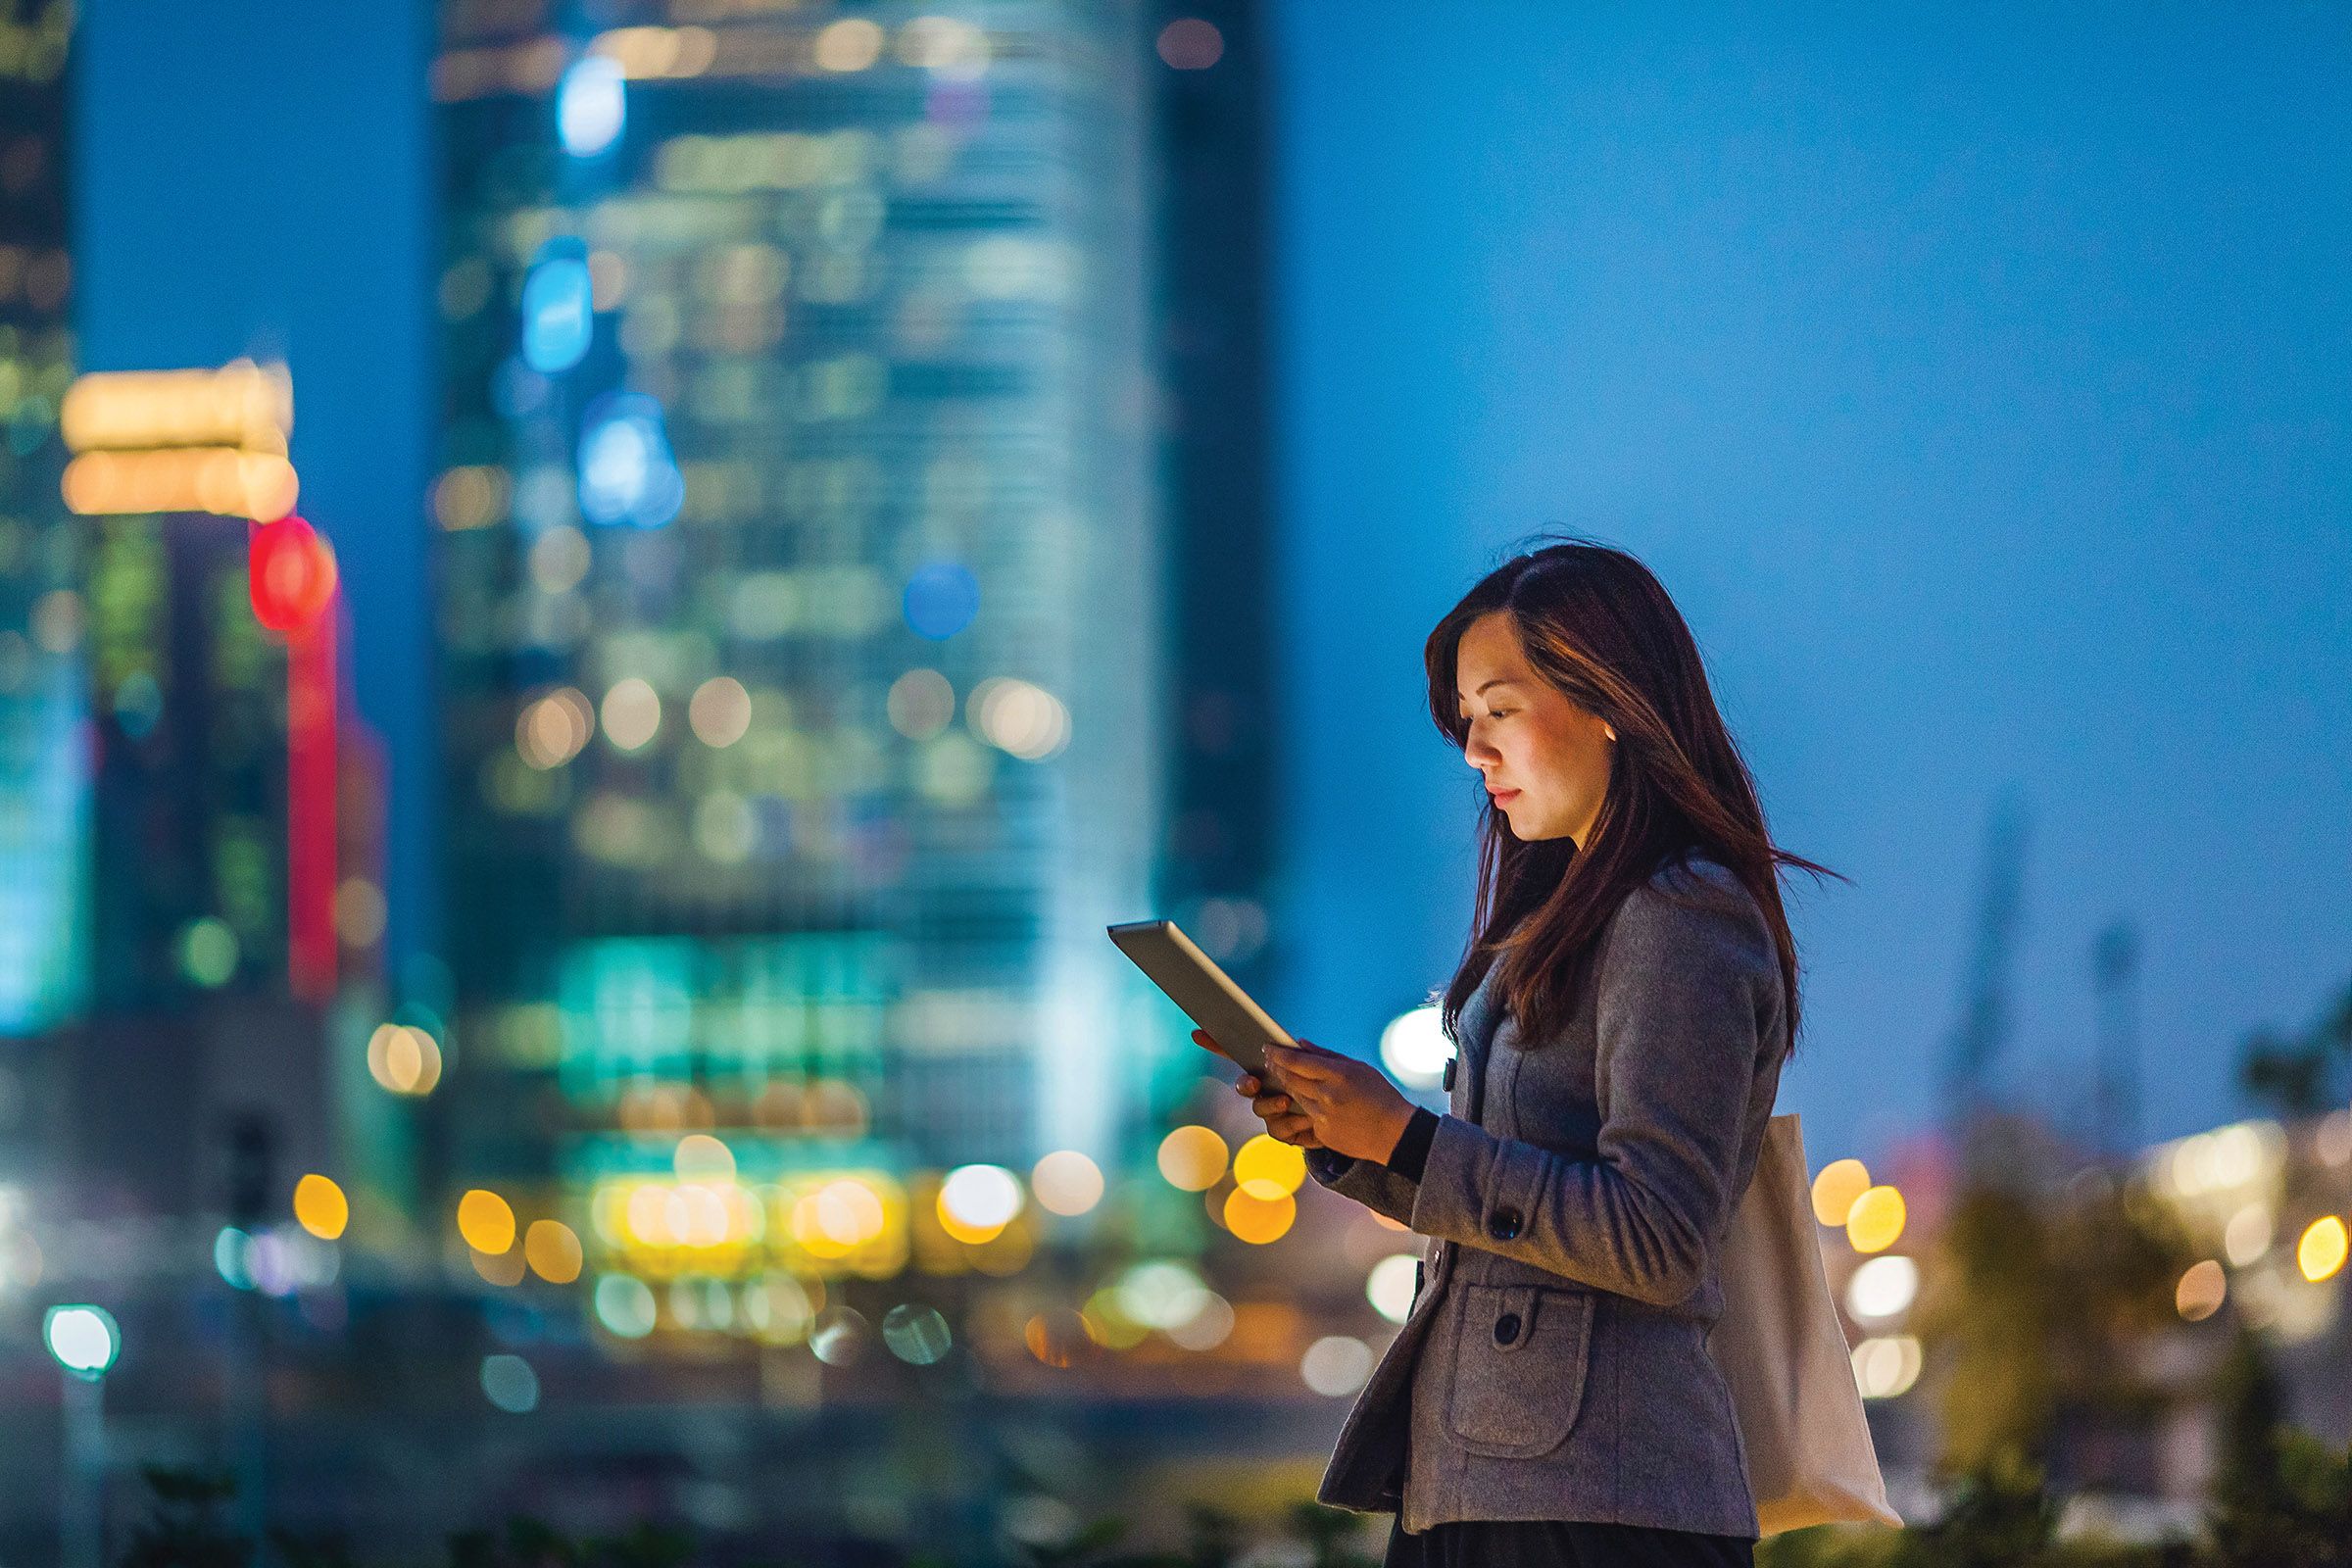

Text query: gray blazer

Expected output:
[1305,853,1788,1538]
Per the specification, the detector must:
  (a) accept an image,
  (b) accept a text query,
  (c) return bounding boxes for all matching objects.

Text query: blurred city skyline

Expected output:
[2,3,2342,1559]
[70,0,2352,1172]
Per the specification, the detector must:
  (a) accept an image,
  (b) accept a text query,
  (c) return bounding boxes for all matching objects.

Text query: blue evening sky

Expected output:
[78,3,2352,1163]
[1269,2,2352,1160]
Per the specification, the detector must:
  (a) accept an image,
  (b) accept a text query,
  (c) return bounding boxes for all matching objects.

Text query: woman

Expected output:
[1197,540,1834,1568]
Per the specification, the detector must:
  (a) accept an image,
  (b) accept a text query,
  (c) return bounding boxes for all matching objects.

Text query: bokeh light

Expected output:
[601,678,662,751]
[43,1304,119,1380]
[1379,1005,1451,1090]
[672,1133,735,1182]
[1029,1150,1103,1216]
[813,17,885,72]
[516,687,594,768]
[594,1274,658,1338]
[938,1163,1024,1243]
[1300,1335,1372,1396]
[1156,18,1224,70]
[1156,1125,1228,1191]
[528,525,590,592]
[1024,1307,1086,1368]
[881,1302,953,1364]
[903,561,979,639]
[366,1023,443,1095]
[179,918,238,988]
[1222,1187,1295,1245]
[810,1304,868,1364]
[2223,1201,2275,1267]
[1082,1287,1150,1349]
[557,56,626,157]
[1843,1253,1918,1321]
[687,676,752,747]
[457,1189,517,1254]
[897,16,989,77]
[2298,1215,2348,1283]
[1845,1186,1907,1252]
[520,255,594,372]
[577,392,683,528]
[1366,1252,1420,1324]
[480,1353,541,1413]
[967,676,1070,760]
[1850,1335,1923,1398]
[1114,1260,1210,1330]
[1233,1133,1305,1200]
[2176,1259,2228,1321]
[292,1174,348,1241]
[523,1219,584,1284]
[887,667,956,738]
[1810,1158,1872,1227]
[1165,1292,1235,1350]
[471,1245,525,1287]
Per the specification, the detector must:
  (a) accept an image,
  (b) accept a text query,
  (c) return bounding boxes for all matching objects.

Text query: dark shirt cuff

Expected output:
[1382,1106,1441,1182]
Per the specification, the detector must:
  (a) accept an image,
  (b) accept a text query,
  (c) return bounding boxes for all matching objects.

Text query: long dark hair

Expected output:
[1425,537,1838,1053]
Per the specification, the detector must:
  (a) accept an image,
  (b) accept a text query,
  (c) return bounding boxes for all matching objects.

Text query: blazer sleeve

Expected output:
[1304,1145,1421,1227]
[1405,876,1779,1306]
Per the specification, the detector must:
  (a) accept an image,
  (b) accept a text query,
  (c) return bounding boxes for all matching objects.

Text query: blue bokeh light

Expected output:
[903,562,980,640]
[519,256,593,373]
[577,392,684,528]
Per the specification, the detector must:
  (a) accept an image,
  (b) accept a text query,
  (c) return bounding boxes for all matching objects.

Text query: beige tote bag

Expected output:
[1711,1112,1905,1535]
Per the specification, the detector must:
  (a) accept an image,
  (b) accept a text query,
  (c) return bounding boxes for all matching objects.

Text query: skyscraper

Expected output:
[0,0,78,1042]
[434,3,1212,1302]
[55,364,364,1215]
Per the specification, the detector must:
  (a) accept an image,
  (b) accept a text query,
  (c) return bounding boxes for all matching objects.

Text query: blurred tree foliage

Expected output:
[2238,978,2352,1117]
[2205,1332,2352,1568]
[117,1436,2352,1568]
[1910,1114,2191,1481]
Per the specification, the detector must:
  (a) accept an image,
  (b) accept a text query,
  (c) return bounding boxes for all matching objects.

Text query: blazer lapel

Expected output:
[1453,966,1506,1125]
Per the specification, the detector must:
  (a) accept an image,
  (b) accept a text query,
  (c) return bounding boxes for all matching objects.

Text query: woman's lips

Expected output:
[1489,788,1520,804]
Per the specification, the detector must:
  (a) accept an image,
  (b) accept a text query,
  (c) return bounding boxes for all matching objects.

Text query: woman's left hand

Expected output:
[1262,1042,1419,1164]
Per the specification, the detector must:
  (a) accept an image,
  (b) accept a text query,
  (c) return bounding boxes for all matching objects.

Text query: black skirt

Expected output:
[1384,1517,1754,1568]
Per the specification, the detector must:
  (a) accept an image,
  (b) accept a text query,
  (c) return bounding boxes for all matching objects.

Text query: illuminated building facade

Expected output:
[1152,0,1275,995]
[432,1,1264,1301]
[55,364,368,1216]
[62,363,311,1004]
[0,0,79,1037]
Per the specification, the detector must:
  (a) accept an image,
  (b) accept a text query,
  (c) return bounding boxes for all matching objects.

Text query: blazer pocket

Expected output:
[1444,1284,1595,1459]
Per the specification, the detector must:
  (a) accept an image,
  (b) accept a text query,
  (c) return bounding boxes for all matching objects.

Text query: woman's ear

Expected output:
[1603,724,1617,743]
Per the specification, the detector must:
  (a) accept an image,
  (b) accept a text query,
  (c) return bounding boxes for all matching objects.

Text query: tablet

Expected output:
[1107,919,1295,1075]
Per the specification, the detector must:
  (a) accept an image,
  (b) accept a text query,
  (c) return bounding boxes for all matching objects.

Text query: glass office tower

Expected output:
[435,3,1209,1303]
[0,0,79,1039]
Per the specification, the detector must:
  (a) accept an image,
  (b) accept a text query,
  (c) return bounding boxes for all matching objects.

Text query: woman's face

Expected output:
[1454,610,1616,848]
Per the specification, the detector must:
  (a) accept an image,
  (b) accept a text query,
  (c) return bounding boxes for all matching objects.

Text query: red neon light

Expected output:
[249,514,338,633]
[287,602,338,1002]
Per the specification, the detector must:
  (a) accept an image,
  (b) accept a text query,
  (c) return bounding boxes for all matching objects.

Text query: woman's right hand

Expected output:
[1234,1069,1323,1148]
[1191,1029,1324,1148]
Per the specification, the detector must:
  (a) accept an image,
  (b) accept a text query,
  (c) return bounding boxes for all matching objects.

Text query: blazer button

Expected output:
[1494,1311,1522,1347]
[1487,1205,1523,1242]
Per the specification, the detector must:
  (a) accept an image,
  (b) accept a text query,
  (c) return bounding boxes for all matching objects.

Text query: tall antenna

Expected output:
[2092,920,2142,1156]
[1944,792,2030,1126]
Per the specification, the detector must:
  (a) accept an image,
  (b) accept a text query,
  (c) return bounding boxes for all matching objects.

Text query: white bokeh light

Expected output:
[939,1163,1024,1231]
[1843,1253,1919,1322]
[1366,1253,1420,1324]
[1380,1004,1452,1090]
[1300,1335,1374,1396]
[558,57,626,157]
[44,1304,119,1379]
